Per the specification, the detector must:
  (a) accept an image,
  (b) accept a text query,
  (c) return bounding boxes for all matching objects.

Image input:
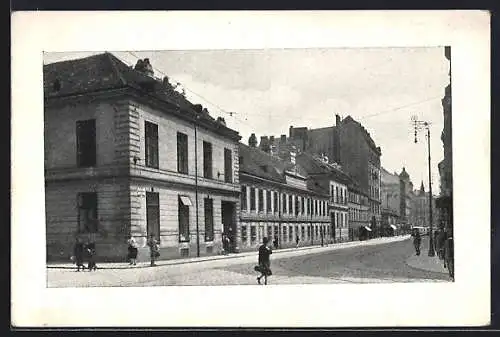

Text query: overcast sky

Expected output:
[44,48,450,194]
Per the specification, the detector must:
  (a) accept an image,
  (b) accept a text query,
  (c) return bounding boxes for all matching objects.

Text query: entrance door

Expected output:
[221,201,236,252]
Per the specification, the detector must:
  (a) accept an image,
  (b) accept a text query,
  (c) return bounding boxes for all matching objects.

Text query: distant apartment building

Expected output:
[238,142,330,250]
[44,53,241,261]
[413,182,437,228]
[398,167,414,225]
[380,167,401,229]
[288,114,382,225]
[348,180,371,239]
[295,152,350,242]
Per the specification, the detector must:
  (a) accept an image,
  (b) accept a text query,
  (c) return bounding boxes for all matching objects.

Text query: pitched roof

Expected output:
[295,152,351,184]
[238,143,290,183]
[44,52,239,140]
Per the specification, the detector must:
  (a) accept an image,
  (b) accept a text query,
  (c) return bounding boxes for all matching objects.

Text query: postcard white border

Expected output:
[11,10,490,327]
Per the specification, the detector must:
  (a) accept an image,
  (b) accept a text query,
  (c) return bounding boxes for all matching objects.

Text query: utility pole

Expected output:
[412,116,435,257]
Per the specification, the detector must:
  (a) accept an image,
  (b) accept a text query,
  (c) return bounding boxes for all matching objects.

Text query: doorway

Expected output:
[221,201,236,253]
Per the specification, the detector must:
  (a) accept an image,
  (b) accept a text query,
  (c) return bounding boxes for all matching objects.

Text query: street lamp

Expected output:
[412,116,435,257]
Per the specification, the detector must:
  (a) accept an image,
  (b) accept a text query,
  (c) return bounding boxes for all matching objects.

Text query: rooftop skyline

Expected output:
[44,48,450,193]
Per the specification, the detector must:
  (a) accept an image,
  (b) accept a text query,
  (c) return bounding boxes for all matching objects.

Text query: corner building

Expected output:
[44,53,241,261]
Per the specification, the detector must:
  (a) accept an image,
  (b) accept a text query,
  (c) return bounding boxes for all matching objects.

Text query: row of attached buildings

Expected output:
[44,53,386,262]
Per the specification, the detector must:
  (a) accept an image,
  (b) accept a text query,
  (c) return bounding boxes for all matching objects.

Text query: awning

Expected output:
[390,225,397,230]
[180,196,192,206]
[364,226,372,232]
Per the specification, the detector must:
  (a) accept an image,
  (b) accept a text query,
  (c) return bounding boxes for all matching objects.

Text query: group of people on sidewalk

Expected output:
[71,237,97,272]
[411,225,454,279]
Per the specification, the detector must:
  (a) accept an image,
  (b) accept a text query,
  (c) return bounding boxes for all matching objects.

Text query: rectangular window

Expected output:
[289,195,293,215]
[204,197,214,242]
[273,192,279,213]
[266,190,272,212]
[283,194,287,214]
[178,195,191,242]
[203,141,213,179]
[250,226,257,245]
[301,197,305,215]
[258,189,264,212]
[250,187,256,211]
[314,200,318,215]
[274,226,279,241]
[224,148,233,183]
[241,226,248,244]
[145,121,159,169]
[241,186,247,210]
[301,226,305,241]
[336,187,339,203]
[76,119,96,167]
[283,226,287,242]
[289,225,293,242]
[307,225,311,239]
[267,225,272,240]
[77,192,98,233]
[177,132,188,174]
[295,196,300,216]
[146,192,160,240]
[315,226,319,238]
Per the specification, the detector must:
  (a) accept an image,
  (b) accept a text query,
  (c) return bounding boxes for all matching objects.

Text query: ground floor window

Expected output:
[241,225,248,244]
[250,225,257,245]
[204,197,214,242]
[178,195,191,242]
[267,225,272,240]
[289,225,293,242]
[283,226,287,242]
[301,226,305,241]
[147,192,160,240]
[77,192,98,233]
[315,226,319,239]
[307,226,311,239]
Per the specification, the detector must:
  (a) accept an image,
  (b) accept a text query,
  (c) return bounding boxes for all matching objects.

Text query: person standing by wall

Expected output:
[73,237,86,272]
[127,236,138,266]
[255,237,273,285]
[147,234,160,267]
[86,240,97,271]
[411,228,421,256]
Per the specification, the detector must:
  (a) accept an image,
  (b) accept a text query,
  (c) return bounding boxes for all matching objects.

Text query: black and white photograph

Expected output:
[12,11,490,327]
[43,47,454,287]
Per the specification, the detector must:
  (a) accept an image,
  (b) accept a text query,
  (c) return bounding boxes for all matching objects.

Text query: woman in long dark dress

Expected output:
[86,240,97,271]
[73,237,86,272]
[256,237,273,285]
[127,236,138,265]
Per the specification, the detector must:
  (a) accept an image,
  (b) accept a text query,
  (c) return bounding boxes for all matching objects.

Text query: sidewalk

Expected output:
[405,237,449,275]
[47,235,410,270]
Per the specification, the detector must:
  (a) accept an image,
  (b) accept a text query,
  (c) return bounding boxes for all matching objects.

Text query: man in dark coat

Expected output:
[73,237,86,271]
[256,237,273,285]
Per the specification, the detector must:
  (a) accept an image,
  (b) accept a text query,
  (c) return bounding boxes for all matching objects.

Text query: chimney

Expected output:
[335,114,341,126]
[259,136,270,153]
[289,126,294,138]
[249,133,257,148]
[280,134,287,144]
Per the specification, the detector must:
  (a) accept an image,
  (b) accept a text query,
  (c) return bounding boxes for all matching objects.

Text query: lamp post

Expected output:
[412,116,435,257]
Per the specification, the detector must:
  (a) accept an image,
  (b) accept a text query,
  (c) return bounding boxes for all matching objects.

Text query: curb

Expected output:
[47,236,410,270]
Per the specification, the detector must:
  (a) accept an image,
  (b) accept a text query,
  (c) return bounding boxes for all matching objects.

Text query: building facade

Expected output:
[238,143,330,250]
[398,167,414,226]
[347,181,370,240]
[295,152,350,243]
[413,182,437,228]
[44,53,241,261]
[436,46,453,233]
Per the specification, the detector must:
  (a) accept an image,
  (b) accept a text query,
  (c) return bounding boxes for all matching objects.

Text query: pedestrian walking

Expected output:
[127,236,138,265]
[86,240,97,271]
[255,237,272,285]
[295,235,300,248]
[411,228,421,256]
[147,234,160,267]
[273,237,279,249]
[72,237,86,272]
[223,234,231,255]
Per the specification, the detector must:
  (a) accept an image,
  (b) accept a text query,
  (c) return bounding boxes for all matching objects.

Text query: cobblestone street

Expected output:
[47,236,450,287]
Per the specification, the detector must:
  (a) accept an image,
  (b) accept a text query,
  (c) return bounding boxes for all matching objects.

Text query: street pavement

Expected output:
[47,235,451,287]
